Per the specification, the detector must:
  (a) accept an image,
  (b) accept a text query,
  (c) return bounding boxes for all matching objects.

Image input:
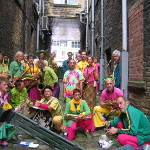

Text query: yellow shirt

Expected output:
[76,60,88,73]
[25,64,40,75]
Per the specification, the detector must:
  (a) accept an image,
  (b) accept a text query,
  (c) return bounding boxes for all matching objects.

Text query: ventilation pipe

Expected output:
[121,0,128,97]
[100,0,104,91]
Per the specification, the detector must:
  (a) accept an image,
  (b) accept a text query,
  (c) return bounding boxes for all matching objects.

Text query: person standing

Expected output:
[25,55,41,102]
[37,61,59,99]
[93,78,123,129]
[76,51,88,73]
[111,50,121,88]
[34,50,48,67]
[9,51,32,82]
[62,52,73,72]
[0,52,10,79]
[104,96,150,149]
[63,59,83,103]
[83,56,98,110]
[48,52,58,73]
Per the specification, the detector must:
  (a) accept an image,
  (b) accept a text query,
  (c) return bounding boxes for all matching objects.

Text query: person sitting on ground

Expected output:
[62,88,94,141]
[10,80,28,112]
[35,85,63,131]
[93,78,123,130]
[0,77,17,147]
[104,96,150,149]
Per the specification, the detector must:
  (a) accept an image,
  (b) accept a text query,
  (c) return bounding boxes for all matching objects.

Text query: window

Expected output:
[52,41,67,47]
[62,51,65,59]
[71,41,80,48]
[67,0,78,5]
[54,0,78,5]
[54,0,65,4]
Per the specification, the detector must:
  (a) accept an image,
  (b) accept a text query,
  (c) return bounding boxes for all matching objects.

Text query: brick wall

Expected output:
[0,0,38,59]
[143,0,150,118]
[128,0,150,119]
[86,0,150,118]
[128,0,144,81]
[45,0,84,17]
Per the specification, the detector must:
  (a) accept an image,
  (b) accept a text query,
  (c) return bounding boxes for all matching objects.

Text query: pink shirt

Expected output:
[83,65,98,83]
[100,87,123,102]
[0,92,10,105]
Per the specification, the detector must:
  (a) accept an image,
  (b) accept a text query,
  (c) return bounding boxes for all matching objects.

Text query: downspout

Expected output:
[36,0,41,51]
[100,0,104,91]
[91,0,95,56]
[121,0,128,97]
[86,0,89,52]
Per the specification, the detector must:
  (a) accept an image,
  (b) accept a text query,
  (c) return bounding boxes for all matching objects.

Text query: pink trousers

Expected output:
[117,122,150,149]
[66,115,94,141]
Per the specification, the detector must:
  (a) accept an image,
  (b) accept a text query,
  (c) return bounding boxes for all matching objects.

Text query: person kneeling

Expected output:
[104,96,150,149]
[62,88,94,141]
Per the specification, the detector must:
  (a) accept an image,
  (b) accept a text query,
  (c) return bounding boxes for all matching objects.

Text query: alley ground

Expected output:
[3,81,121,150]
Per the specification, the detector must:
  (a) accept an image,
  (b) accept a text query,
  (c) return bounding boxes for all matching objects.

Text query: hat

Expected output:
[36,50,48,55]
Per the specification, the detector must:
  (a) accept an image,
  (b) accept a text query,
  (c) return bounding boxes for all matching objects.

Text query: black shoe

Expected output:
[95,126,106,131]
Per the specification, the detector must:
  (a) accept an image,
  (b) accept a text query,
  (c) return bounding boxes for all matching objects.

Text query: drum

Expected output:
[24,104,52,129]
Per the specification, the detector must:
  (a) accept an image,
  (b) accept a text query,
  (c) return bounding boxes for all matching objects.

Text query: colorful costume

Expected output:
[9,61,32,81]
[63,99,94,141]
[63,69,83,103]
[76,60,88,73]
[10,87,28,108]
[33,97,63,129]
[25,63,41,101]
[43,66,59,99]
[0,92,17,146]
[83,65,98,109]
[48,58,58,73]
[0,64,8,74]
[93,87,123,127]
[110,105,150,149]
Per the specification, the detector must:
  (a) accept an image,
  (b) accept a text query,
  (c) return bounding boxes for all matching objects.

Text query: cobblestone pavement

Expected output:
[3,81,121,150]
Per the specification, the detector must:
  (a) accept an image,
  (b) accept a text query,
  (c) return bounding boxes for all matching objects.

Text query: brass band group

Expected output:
[0,49,149,149]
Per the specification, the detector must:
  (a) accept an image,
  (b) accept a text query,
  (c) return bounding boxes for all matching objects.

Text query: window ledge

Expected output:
[53,4,81,8]
[128,81,146,89]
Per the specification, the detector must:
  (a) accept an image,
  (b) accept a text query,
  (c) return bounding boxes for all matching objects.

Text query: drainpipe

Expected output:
[36,0,41,51]
[100,0,104,91]
[121,0,128,97]
[86,0,89,52]
[91,0,95,56]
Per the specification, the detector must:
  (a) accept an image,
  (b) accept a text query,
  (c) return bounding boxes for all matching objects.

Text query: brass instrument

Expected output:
[64,114,92,121]
[12,65,32,86]
[3,56,10,65]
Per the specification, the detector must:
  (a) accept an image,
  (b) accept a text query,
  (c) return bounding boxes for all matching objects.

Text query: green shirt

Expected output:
[110,105,150,145]
[9,61,32,81]
[10,87,28,108]
[0,64,8,74]
[63,100,91,126]
[40,97,62,117]
[43,66,58,85]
